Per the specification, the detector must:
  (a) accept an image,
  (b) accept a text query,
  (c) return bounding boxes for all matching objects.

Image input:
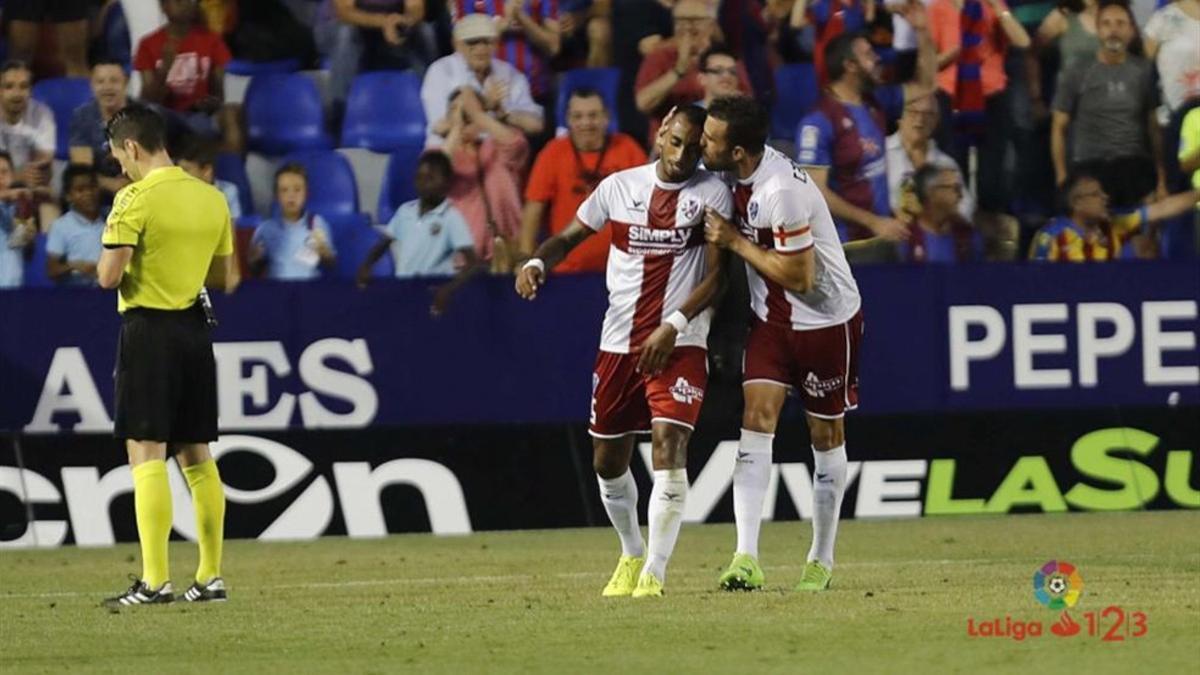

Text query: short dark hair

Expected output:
[568,86,605,107]
[274,161,308,188]
[0,60,31,80]
[61,163,98,194]
[1061,171,1101,211]
[106,103,168,153]
[825,31,867,82]
[671,103,708,130]
[90,57,128,73]
[912,164,949,204]
[177,135,220,168]
[417,150,452,179]
[706,96,768,155]
[700,44,737,72]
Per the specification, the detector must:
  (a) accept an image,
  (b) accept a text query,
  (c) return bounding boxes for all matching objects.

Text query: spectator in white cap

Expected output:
[420,13,544,148]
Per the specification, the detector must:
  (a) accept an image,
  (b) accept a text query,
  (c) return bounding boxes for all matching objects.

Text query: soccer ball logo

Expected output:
[1033,560,1083,610]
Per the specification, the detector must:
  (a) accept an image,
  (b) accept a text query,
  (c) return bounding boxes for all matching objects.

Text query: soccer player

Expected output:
[700,96,863,592]
[515,105,732,598]
[97,103,238,607]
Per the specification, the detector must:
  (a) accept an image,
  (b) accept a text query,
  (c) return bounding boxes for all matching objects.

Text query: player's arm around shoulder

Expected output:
[705,181,816,293]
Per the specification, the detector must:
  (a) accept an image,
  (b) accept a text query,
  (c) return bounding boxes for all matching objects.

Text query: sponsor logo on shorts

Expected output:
[802,372,843,399]
[670,377,703,405]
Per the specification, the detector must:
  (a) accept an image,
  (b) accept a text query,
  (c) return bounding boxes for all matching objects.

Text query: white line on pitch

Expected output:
[1,553,1187,601]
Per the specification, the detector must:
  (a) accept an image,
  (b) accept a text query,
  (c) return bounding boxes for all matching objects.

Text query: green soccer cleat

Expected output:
[718,553,765,591]
[795,561,833,591]
[601,555,644,597]
[631,572,664,598]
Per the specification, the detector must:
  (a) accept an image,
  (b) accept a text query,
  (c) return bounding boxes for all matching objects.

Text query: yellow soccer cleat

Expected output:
[795,560,833,592]
[601,555,644,597]
[631,571,664,598]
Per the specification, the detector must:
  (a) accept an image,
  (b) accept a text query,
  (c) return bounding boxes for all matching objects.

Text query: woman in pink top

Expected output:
[442,87,529,267]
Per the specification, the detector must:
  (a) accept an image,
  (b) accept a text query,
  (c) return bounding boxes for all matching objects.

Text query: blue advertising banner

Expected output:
[1,262,1197,433]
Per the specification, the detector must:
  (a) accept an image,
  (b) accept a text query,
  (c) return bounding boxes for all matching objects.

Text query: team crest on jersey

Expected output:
[802,372,843,399]
[678,196,701,222]
[747,200,759,224]
[670,377,703,405]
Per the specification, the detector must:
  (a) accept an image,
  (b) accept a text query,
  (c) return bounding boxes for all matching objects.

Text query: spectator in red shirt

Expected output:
[135,0,242,152]
[634,0,753,147]
[518,88,647,272]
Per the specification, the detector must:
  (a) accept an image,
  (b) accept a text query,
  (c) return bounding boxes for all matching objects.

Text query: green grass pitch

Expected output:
[2,511,1197,674]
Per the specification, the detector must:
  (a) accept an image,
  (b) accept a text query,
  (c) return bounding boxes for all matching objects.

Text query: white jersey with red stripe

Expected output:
[577,162,734,354]
[731,146,861,330]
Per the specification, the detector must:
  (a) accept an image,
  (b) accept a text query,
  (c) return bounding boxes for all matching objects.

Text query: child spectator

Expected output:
[249,163,337,280]
[0,151,36,288]
[358,151,476,283]
[177,137,243,220]
[46,165,105,286]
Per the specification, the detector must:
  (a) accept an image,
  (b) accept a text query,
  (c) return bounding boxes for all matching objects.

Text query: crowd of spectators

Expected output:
[0,0,1197,291]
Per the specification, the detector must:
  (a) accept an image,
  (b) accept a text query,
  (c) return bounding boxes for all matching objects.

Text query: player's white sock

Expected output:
[808,444,848,569]
[597,470,644,557]
[644,468,688,582]
[733,428,774,559]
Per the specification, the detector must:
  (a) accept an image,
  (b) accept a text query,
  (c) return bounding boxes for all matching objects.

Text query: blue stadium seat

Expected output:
[31,78,92,160]
[245,74,333,155]
[214,152,255,216]
[555,68,620,133]
[329,218,394,280]
[226,59,301,76]
[23,234,51,288]
[341,71,426,151]
[280,150,360,219]
[376,145,425,224]
[771,63,819,141]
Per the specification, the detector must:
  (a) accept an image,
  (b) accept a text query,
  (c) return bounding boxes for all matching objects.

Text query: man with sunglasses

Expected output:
[421,14,545,147]
[519,87,646,273]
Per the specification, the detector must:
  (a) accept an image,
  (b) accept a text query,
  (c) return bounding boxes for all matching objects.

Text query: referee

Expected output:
[97,104,239,608]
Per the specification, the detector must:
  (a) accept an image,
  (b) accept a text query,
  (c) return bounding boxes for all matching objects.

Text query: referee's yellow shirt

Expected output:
[101,166,233,313]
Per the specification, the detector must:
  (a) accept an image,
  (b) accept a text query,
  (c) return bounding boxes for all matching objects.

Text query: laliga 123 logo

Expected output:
[967,560,1148,642]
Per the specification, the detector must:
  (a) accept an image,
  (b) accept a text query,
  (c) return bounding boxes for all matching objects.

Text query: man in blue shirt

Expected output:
[796,17,935,243]
[249,163,337,280]
[46,164,105,286]
[358,151,476,284]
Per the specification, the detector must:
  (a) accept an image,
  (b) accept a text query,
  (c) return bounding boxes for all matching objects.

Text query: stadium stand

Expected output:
[31,78,92,161]
[554,67,621,134]
[340,71,426,152]
[244,73,333,155]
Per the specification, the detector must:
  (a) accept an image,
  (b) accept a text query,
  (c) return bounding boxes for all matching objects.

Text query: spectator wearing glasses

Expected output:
[634,0,753,146]
[1030,172,1199,261]
[696,44,743,108]
[450,1,563,102]
[422,14,545,148]
[895,164,983,263]
[886,91,975,221]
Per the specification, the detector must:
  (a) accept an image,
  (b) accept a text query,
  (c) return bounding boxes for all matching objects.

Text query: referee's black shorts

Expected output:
[114,304,218,444]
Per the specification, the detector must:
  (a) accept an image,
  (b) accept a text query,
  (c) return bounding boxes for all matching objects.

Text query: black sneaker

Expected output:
[102,576,174,609]
[183,577,227,603]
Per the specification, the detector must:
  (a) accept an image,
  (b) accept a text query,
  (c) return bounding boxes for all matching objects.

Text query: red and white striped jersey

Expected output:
[731,146,861,330]
[577,163,733,354]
